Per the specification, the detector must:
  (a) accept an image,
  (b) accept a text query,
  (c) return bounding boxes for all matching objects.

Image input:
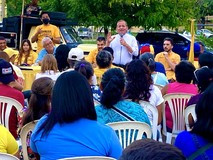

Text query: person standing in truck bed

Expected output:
[31,12,60,53]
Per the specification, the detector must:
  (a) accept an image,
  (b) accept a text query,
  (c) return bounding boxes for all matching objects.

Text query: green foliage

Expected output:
[197,36,213,50]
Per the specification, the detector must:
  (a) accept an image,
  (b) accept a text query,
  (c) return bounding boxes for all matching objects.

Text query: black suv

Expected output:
[136,31,191,59]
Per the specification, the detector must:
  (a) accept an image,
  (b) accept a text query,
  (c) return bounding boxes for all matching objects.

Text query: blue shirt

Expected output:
[35,47,57,63]
[151,72,168,87]
[95,100,150,125]
[175,131,213,160]
[30,115,122,160]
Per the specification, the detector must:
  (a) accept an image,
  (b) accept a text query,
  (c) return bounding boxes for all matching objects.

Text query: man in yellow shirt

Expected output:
[31,12,60,53]
[155,38,180,81]
[85,37,105,67]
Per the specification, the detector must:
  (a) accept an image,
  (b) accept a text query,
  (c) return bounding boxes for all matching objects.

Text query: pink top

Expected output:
[165,82,198,129]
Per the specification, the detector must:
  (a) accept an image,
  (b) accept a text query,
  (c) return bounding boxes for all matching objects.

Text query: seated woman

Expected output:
[35,54,61,81]
[95,68,150,125]
[30,71,122,159]
[139,52,168,87]
[161,60,198,132]
[175,83,213,159]
[22,77,54,126]
[187,66,213,106]
[124,59,164,125]
[15,39,37,66]
[0,125,19,158]
[74,61,101,104]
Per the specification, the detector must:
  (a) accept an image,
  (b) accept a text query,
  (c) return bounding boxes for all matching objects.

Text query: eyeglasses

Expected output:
[194,66,209,84]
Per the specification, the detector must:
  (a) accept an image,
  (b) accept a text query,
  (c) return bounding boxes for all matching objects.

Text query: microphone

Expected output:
[119,34,124,38]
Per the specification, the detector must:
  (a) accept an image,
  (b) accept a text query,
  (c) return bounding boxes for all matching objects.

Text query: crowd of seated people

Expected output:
[1,27,213,160]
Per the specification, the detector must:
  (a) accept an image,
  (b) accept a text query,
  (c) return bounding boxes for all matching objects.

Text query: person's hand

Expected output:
[163,51,169,58]
[107,32,115,44]
[37,28,42,34]
[120,37,127,46]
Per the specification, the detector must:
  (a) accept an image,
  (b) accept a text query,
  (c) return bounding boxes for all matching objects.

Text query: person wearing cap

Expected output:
[0,36,19,64]
[85,37,106,67]
[35,37,57,65]
[187,42,201,61]
[106,20,138,68]
[31,12,60,53]
[66,47,84,70]
[0,59,24,139]
[0,51,24,91]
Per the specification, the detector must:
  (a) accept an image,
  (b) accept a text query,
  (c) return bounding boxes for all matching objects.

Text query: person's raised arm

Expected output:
[31,27,42,43]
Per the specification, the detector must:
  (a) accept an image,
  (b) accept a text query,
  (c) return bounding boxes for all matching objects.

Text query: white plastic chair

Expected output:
[0,153,19,160]
[19,120,38,160]
[184,104,196,131]
[162,93,193,144]
[0,96,23,129]
[107,121,152,149]
[59,156,116,160]
[139,100,158,141]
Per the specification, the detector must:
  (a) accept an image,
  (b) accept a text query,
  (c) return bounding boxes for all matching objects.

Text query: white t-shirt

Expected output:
[35,70,61,81]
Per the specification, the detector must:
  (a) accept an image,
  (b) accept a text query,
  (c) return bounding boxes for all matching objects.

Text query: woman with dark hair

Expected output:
[30,71,122,159]
[22,77,54,126]
[55,44,70,72]
[139,52,168,87]
[15,39,37,66]
[187,66,213,106]
[124,59,164,125]
[74,60,101,103]
[161,61,198,131]
[95,68,150,125]
[175,83,213,159]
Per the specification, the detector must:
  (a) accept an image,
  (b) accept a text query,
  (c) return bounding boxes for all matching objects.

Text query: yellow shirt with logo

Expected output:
[15,50,38,66]
[0,125,18,154]
[155,51,180,80]
[34,24,60,53]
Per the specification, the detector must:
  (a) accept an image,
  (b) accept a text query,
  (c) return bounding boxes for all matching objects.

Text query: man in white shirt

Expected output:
[106,20,138,68]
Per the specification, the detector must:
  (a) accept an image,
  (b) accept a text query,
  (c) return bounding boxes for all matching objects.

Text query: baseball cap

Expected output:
[0,59,15,84]
[4,48,18,58]
[68,48,84,61]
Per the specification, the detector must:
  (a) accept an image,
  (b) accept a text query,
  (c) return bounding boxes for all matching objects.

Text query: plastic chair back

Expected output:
[108,121,151,149]
[162,93,193,144]
[0,96,23,129]
[0,153,19,160]
[139,100,158,140]
[59,156,116,160]
[19,120,38,160]
[184,104,196,131]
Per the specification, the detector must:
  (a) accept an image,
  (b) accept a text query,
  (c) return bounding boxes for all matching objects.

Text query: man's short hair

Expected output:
[40,11,49,18]
[97,37,105,42]
[42,37,52,47]
[164,37,174,46]
[119,139,186,160]
[0,36,6,41]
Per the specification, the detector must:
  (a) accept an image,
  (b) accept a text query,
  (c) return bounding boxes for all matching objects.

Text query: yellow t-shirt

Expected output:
[15,50,38,66]
[155,51,180,80]
[85,48,98,64]
[0,125,18,155]
[34,24,60,53]
[94,68,108,85]
[4,47,18,58]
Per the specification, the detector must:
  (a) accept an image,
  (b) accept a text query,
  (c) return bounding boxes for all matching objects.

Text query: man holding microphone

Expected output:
[106,20,138,69]
[155,37,180,81]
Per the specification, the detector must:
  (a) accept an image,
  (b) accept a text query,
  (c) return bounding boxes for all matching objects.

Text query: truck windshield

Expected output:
[60,26,82,44]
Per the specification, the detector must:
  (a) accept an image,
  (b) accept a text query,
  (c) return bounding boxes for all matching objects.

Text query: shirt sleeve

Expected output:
[131,36,139,56]
[5,127,19,155]
[85,49,96,63]
[54,26,60,38]
[36,50,45,63]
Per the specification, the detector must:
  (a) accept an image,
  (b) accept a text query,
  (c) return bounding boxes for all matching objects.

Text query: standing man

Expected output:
[31,12,60,53]
[106,20,138,68]
[155,38,180,81]
[85,36,105,67]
